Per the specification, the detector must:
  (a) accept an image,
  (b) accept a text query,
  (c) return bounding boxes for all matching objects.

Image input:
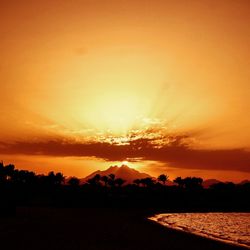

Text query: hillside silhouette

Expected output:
[202,179,221,188]
[0,161,249,217]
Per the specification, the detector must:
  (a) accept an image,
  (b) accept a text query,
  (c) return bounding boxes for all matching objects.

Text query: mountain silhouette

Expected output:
[202,179,221,188]
[83,165,151,183]
[238,179,250,185]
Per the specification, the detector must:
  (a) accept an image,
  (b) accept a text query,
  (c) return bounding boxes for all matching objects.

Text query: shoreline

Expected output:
[148,214,250,249]
[0,207,248,250]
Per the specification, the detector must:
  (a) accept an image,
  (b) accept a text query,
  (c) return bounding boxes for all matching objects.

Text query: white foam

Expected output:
[149,213,250,249]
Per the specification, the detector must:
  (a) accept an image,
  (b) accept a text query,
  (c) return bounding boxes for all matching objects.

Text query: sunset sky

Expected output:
[1,0,250,181]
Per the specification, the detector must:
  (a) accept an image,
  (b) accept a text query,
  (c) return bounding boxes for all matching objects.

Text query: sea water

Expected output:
[149,213,250,248]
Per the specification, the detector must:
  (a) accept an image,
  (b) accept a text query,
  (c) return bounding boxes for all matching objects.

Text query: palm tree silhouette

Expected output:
[140,177,155,187]
[174,177,184,188]
[68,177,80,187]
[183,177,203,190]
[87,174,101,186]
[108,174,116,187]
[55,172,65,185]
[133,179,141,187]
[115,178,126,187]
[101,175,109,187]
[157,174,168,185]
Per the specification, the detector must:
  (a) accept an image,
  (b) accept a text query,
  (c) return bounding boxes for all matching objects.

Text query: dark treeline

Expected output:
[0,162,249,216]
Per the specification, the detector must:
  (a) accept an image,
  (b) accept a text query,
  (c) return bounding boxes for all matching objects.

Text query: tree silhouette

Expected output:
[46,171,62,186]
[157,174,168,185]
[68,177,80,187]
[174,177,184,188]
[55,172,65,185]
[114,178,126,187]
[0,163,5,182]
[140,177,155,187]
[0,162,13,182]
[87,174,101,186]
[108,174,116,187]
[0,161,248,212]
[48,171,56,185]
[109,174,115,181]
[101,175,109,187]
[182,177,203,190]
[133,179,141,187]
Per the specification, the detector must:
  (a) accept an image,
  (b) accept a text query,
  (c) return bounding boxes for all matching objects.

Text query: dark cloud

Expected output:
[1,138,250,173]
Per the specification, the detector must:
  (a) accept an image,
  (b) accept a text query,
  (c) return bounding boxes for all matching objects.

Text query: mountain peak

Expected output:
[106,165,119,171]
[83,164,151,183]
[120,164,130,169]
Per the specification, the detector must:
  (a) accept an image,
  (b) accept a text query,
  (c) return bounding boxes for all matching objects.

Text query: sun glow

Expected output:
[50,50,168,136]
[122,161,129,166]
[91,94,143,134]
[85,54,165,133]
[1,0,250,180]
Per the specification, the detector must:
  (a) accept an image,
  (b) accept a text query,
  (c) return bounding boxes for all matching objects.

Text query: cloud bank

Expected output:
[1,136,250,173]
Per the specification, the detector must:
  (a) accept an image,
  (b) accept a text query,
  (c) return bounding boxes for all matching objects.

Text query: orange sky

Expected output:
[0,0,250,181]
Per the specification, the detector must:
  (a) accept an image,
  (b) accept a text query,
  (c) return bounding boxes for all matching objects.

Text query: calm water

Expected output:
[149,213,250,249]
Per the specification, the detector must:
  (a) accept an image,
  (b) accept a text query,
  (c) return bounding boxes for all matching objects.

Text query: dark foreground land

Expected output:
[0,207,247,250]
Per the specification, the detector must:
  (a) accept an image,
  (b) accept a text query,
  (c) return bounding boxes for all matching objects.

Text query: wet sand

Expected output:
[0,207,246,250]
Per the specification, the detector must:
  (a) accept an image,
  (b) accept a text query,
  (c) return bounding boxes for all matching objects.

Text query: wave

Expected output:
[149,213,250,249]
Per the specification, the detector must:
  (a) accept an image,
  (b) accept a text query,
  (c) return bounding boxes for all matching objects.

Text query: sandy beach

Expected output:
[0,207,247,250]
